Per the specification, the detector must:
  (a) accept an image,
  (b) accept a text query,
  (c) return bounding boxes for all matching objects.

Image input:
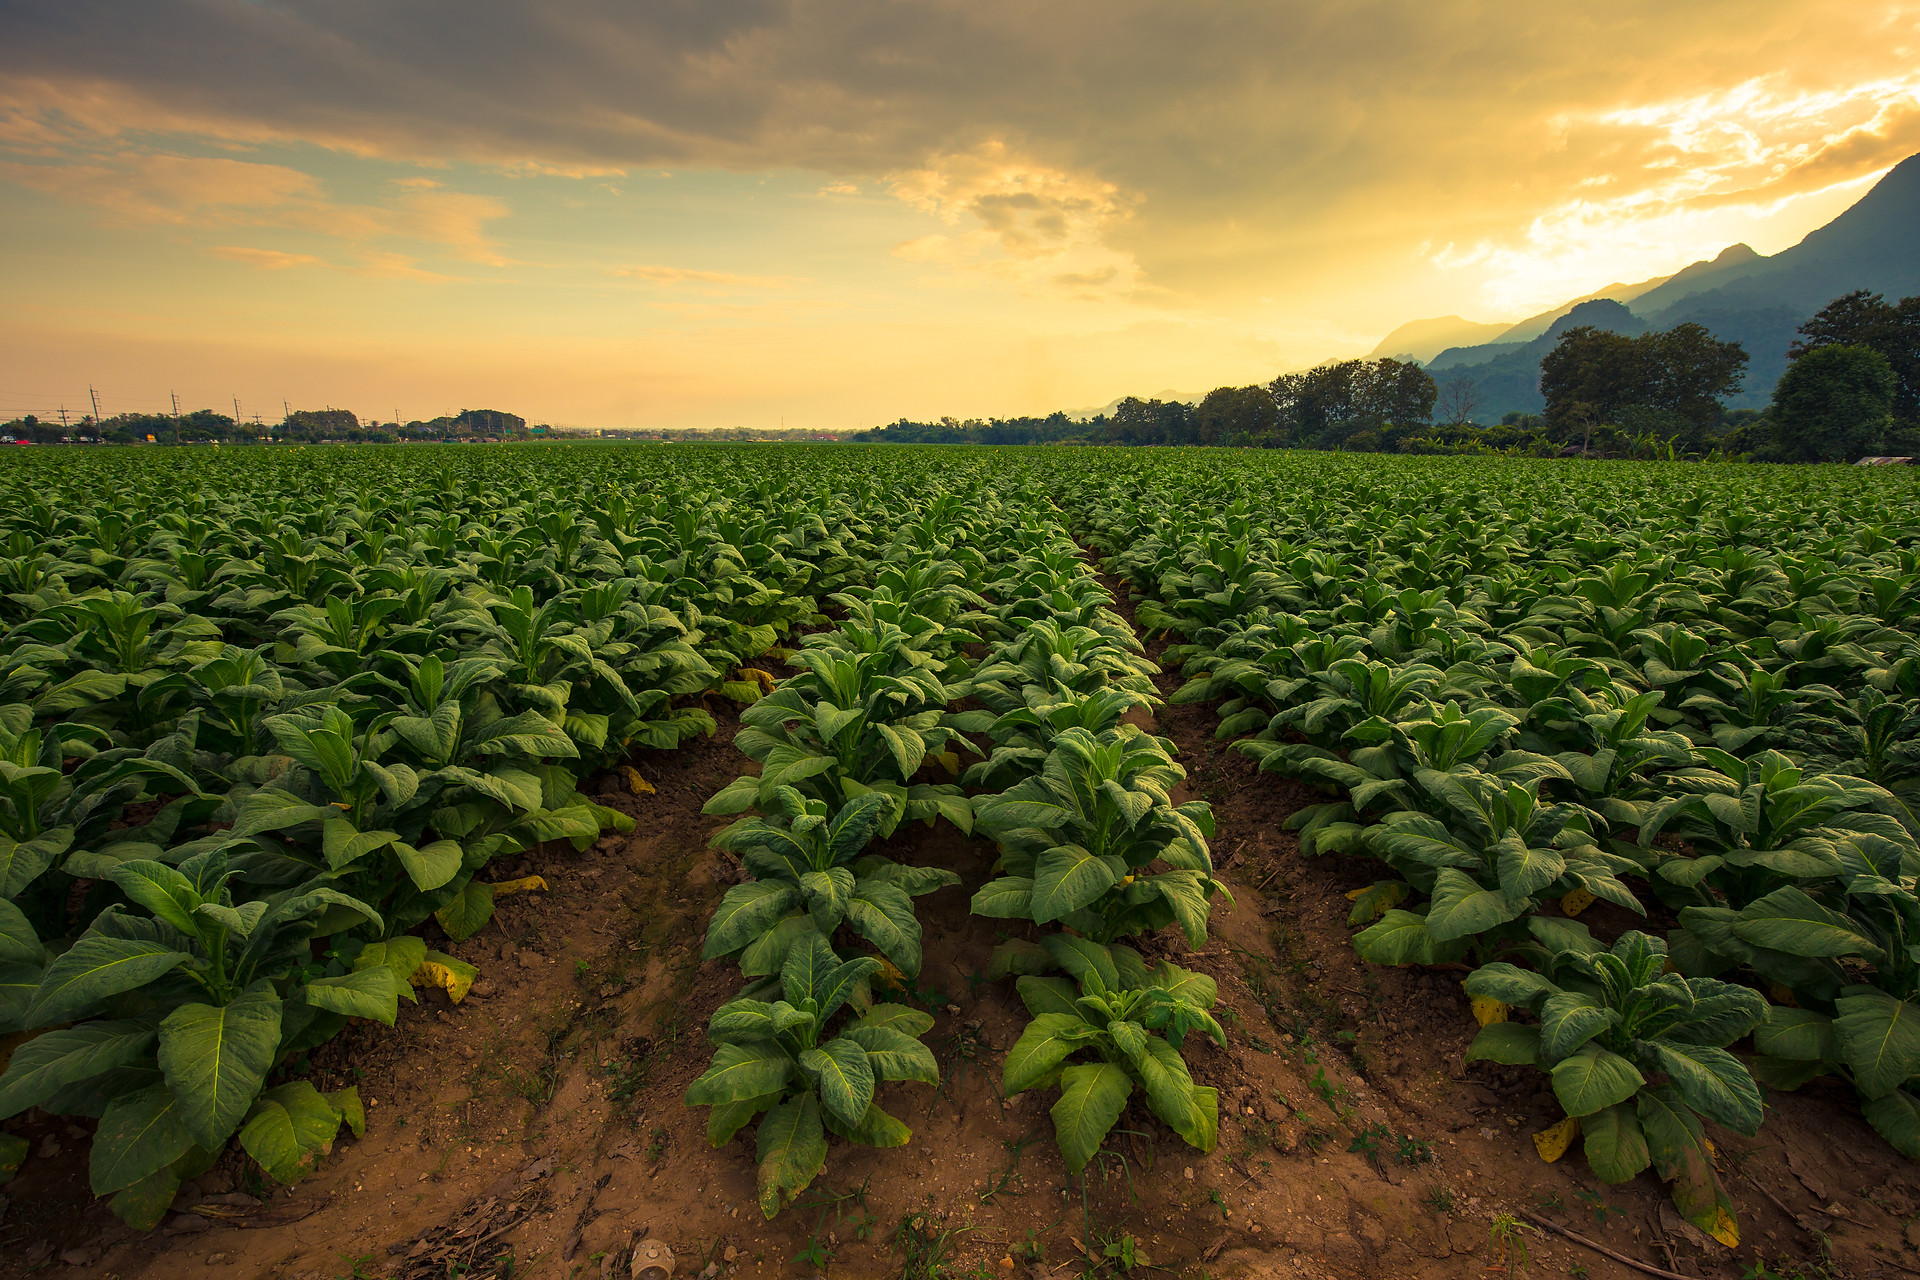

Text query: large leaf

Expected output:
[0,828,73,898]
[842,1024,938,1084]
[301,968,403,1026]
[704,881,800,959]
[799,1037,875,1127]
[238,1080,345,1184]
[1862,1088,1920,1161]
[1538,992,1615,1061]
[1131,1033,1213,1152]
[1581,1102,1651,1184]
[90,1081,193,1195]
[393,839,464,892]
[1834,987,1920,1100]
[1733,888,1888,964]
[1050,1061,1132,1175]
[1465,1022,1543,1066]
[1352,909,1468,966]
[970,876,1035,919]
[1638,1084,1738,1245]
[1640,1041,1762,1136]
[686,1041,795,1106]
[845,881,922,977]
[25,936,193,1028]
[1550,1043,1645,1117]
[158,981,283,1150]
[1003,1013,1095,1095]
[433,878,495,942]
[0,1019,157,1119]
[1030,845,1120,923]
[755,1094,827,1218]
[1423,867,1527,943]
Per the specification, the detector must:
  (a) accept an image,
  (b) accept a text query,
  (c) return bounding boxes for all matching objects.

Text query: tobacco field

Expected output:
[1,443,1919,1280]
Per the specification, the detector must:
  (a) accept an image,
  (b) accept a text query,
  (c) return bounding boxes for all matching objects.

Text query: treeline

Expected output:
[2,407,545,445]
[851,289,1919,462]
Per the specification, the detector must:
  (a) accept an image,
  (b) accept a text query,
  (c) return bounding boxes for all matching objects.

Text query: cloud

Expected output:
[209,245,321,269]
[609,264,801,288]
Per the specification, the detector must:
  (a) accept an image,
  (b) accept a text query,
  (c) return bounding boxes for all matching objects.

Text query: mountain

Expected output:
[1424,299,1648,418]
[1395,152,1920,420]
[1367,316,1510,363]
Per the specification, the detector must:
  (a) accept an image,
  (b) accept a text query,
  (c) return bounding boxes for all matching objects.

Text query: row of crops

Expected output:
[0,446,1014,1226]
[2,443,1916,1245]
[684,489,1233,1213]
[1053,453,1920,1245]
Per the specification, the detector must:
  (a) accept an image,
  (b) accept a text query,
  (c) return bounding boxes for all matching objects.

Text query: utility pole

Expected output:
[59,407,68,433]
[283,399,291,444]
[171,390,181,445]
[89,385,101,427]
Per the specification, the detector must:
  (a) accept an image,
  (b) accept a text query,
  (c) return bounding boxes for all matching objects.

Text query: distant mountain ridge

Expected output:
[1388,152,1920,420]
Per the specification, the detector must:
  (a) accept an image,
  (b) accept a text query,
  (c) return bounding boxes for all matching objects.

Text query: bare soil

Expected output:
[5,601,1920,1280]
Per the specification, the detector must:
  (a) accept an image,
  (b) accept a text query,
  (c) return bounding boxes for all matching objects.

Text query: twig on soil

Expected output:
[1515,1211,1693,1280]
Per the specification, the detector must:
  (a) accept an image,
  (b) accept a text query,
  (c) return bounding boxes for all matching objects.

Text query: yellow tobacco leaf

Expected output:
[413,950,479,1003]
[1768,983,1799,1008]
[487,875,548,897]
[1705,1206,1739,1248]
[1470,996,1511,1027]
[874,958,906,991]
[620,765,655,796]
[1532,1115,1580,1162]
[1560,888,1595,917]
[934,750,961,775]
[738,667,777,695]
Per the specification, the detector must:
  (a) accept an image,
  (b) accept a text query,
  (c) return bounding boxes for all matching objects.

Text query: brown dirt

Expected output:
[5,609,1920,1280]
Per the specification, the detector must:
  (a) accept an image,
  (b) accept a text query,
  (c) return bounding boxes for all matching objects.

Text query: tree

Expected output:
[1788,290,1920,423]
[1435,372,1480,425]
[1541,323,1746,442]
[1104,397,1194,445]
[1193,385,1281,445]
[1269,357,1434,448]
[1769,343,1895,463]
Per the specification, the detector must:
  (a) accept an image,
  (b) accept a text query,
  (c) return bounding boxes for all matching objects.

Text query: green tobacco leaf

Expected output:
[799,868,856,932]
[1016,976,1082,1020]
[687,1042,795,1106]
[1637,1083,1737,1243]
[0,828,73,899]
[824,1100,912,1148]
[158,981,283,1150]
[756,1095,827,1218]
[1496,839,1566,901]
[985,939,1055,981]
[1050,1061,1132,1175]
[1465,1022,1542,1067]
[25,936,192,1028]
[1581,1102,1651,1184]
[970,876,1035,919]
[1862,1088,1920,1161]
[0,1019,158,1119]
[1463,962,1560,1013]
[800,1037,875,1128]
[1353,909,1468,966]
[842,1024,938,1084]
[845,882,921,977]
[1031,845,1119,923]
[106,1164,181,1230]
[706,1093,779,1147]
[854,1003,934,1037]
[1834,988,1920,1099]
[1551,1044,1645,1117]
[1040,934,1122,992]
[239,1080,344,1184]
[1425,867,1527,943]
[393,839,463,892]
[328,1085,366,1138]
[354,936,430,1003]
[90,1081,193,1195]
[1733,888,1888,964]
[1132,1034,1212,1152]
[433,878,495,942]
[704,881,800,959]
[1003,1013,1095,1095]
[1641,1041,1762,1136]
[320,818,398,870]
[301,968,402,1026]
[105,860,201,936]
[1538,992,1615,1061]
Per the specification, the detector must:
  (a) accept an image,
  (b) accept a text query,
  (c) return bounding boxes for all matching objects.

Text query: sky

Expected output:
[2,1,1918,431]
